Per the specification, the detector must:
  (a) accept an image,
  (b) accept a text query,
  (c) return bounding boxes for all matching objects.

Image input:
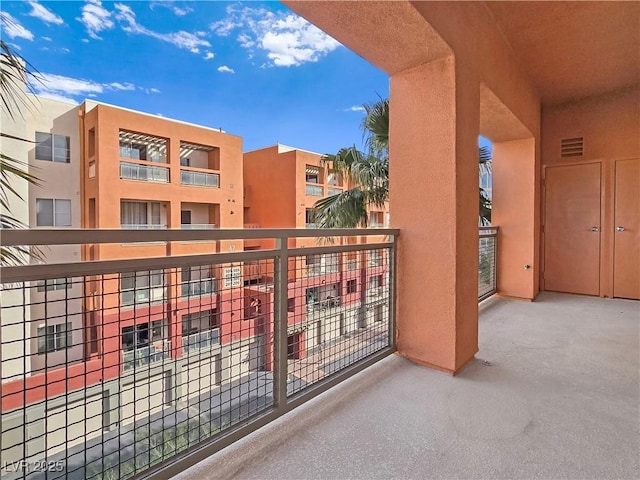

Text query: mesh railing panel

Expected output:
[478,232,497,300]
[0,230,396,479]
[287,247,391,396]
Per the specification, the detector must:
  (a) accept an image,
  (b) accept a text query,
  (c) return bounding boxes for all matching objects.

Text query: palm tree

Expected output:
[1,39,42,265]
[312,98,492,228]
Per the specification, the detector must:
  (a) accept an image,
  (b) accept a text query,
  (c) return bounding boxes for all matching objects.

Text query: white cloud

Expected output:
[150,87,160,93]
[210,6,340,67]
[109,82,135,91]
[217,65,235,74]
[114,3,210,53]
[9,42,22,51]
[203,52,214,60]
[28,1,64,25]
[173,6,193,17]
[42,36,52,41]
[149,2,192,17]
[1,12,35,40]
[33,73,148,101]
[344,105,365,112]
[61,47,70,54]
[81,38,89,43]
[77,0,114,39]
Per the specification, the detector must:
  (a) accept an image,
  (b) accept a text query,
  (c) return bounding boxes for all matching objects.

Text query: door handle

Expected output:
[590,226,600,232]
[616,226,625,232]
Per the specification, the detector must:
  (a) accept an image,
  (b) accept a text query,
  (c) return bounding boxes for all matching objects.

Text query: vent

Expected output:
[560,137,583,158]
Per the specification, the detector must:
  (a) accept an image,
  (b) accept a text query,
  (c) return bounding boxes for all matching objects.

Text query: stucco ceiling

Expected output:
[485,1,640,105]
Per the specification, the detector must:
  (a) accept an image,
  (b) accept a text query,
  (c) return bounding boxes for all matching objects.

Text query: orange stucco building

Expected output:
[283,1,639,374]
[244,144,390,363]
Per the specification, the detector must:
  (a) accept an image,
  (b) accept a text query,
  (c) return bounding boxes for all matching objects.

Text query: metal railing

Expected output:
[182,328,221,354]
[180,224,218,230]
[120,224,167,230]
[120,162,169,183]
[305,184,323,197]
[180,170,220,187]
[0,227,397,480]
[478,226,498,301]
[122,340,171,372]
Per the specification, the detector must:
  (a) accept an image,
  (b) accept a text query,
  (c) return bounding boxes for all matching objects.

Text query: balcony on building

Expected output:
[327,170,343,197]
[305,165,324,197]
[180,202,219,230]
[181,309,221,354]
[119,130,170,183]
[121,320,170,372]
[180,141,221,188]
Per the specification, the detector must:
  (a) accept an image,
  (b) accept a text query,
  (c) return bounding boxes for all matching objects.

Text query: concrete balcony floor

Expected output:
[174,292,639,480]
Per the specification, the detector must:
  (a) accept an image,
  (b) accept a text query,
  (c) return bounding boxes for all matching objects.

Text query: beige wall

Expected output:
[0,78,32,382]
[25,97,84,371]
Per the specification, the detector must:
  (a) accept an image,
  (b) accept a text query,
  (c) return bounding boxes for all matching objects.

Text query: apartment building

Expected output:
[1,98,277,462]
[1,96,82,386]
[243,144,390,361]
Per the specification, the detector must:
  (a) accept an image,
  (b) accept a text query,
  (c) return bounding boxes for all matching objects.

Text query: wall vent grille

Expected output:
[560,137,584,158]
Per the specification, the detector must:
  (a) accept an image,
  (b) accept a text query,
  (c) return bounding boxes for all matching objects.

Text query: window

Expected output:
[369,275,383,290]
[37,278,71,292]
[121,321,164,350]
[35,132,70,163]
[120,201,163,228]
[305,209,316,228]
[347,279,357,294]
[121,270,164,305]
[37,323,72,353]
[119,142,165,163]
[287,297,295,313]
[180,157,190,167]
[36,199,71,226]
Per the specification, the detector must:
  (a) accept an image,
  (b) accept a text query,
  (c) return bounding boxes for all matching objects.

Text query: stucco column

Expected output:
[390,57,480,374]
[492,138,539,299]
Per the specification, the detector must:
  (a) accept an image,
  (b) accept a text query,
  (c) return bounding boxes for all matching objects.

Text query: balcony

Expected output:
[2,227,634,480]
[305,184,323,196]
[181,170,220,187]
[119,161,169,183]
[182,328,220,354]
[122,340,170,372]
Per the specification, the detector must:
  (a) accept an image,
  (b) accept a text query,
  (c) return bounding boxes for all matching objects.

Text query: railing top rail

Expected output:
[0,228,400,246]
[1,249,277,284]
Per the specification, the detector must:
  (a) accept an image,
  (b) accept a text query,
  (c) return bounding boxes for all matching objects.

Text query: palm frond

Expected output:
[0,39,42,119]
[312,188,369,229]
[361,98,389,158]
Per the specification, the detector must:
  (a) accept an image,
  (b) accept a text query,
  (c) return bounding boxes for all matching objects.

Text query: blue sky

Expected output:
[1,1,390,153]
